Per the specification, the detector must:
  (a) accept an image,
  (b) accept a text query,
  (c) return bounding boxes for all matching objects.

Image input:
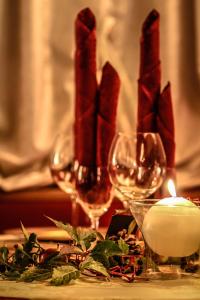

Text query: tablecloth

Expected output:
[0,276,200,300]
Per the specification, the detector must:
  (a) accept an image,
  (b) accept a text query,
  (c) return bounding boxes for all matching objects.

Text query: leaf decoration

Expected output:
[92,240,122,257]
[39,250,61,266]
[91,240,122,267]
[13,247,32,268]
[118,238,129,255]
[96,231,104,241]
[127,219,137,236]
[20,266,52,282]
[0,216,145,286]
[0,247,9,263]
[46,216,98,252]
[20,222,29,241]
[77,228,97,251]
[60,245,83,255]
[50,265,80,286]
[3,270,21,280]
[45,216,79,244]
[12,233,41,269]
[23,233,38,253]
[80,256,109,277]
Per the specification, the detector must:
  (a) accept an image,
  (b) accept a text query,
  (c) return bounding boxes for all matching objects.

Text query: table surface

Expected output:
[1,228,200,300]
[0,276,200,300]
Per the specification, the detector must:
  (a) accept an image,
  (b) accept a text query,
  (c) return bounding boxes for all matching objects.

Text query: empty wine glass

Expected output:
[50,132,76,196]
[49,132,81,226]
[75,165,113,230]
[50,132,113,230]
[108,132,166,207]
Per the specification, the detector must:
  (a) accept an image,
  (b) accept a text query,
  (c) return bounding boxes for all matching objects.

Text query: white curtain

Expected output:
[0,0,199,191]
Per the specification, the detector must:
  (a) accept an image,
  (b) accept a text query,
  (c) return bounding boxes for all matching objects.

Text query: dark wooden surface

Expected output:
[0,186,123,232]
[0,185,199,233]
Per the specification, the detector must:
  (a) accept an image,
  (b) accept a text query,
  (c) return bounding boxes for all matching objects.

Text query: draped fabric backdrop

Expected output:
[0,0,200,191]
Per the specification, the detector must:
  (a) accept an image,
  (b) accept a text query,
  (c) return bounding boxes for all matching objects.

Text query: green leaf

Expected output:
[92,240,122,257]
[3,270,21,280]
[45,216,79,244]
[23,233,37,253]
[118,238,129,255]
[127,219,137,236]
[77,229,97,251]
[46,216,99,252]
[80,256,109,277]
[20,221,29,241]
[50,265,80,286]
[60,245,83,255]
[13,245,34,268]
[0,247,9,263]
[91,240,122,268]
[96,231,104,241]
[40,251,61,266]
[20,266,52,282]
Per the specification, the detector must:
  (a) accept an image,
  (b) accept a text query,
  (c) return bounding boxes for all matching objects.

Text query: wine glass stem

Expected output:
[91,216,99,230]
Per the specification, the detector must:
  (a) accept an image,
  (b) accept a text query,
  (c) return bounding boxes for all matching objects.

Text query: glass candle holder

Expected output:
[129,198,200,280]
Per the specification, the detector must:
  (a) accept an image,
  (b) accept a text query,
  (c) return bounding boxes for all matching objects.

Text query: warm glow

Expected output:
[167,179,176,197]
[54,153,60,165]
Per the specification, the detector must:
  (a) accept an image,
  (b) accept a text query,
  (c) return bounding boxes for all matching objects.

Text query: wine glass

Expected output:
[50,132,113,230]
[50,132,81,226]
[108,132,166,207]
[74,165,113,230]
[50,132,77,196]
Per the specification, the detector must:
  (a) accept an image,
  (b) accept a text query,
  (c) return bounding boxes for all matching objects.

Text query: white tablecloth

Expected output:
[0,277,200,300]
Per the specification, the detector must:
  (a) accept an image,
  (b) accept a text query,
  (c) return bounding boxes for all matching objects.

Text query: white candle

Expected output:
[142,197,200,257]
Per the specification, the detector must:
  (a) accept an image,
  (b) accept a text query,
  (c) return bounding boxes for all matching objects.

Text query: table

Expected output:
[1,229,200,300]
[0,276,200,300]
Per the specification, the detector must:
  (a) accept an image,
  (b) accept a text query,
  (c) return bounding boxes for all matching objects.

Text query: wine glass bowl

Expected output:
[50,132,76,195]
[108,132,166,203]
[75,165,113,230]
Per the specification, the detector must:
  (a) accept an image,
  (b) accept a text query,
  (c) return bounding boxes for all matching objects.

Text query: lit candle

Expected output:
[142,180,200,257]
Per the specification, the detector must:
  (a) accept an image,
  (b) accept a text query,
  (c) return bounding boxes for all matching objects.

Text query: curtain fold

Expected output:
[0,0,199,191]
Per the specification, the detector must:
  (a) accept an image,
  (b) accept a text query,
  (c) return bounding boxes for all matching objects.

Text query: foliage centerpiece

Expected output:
[0,217,144,285]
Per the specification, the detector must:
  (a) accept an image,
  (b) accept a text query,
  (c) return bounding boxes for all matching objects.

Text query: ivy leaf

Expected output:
[0,247,9,263]
[3,270,21,280]
[80,256,109,277]
[20,266,52,282]
[23,233,37,253]
[50,265,80,286]
[46,256,66,268]
[92,240,122,257]
[118,238,129,255]
[96,231,104,241]
[45,216,79,244]
[13,244,35,268]
[39,250,61,266]
[91,240,122,267]
[46,216,99,252]
[127,219,137,236]
[60,245,83,255]
[77,228,97,251]
[20,221,29,241]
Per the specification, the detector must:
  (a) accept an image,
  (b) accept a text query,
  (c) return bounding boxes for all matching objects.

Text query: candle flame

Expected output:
[167,179,176,197]
[53,152,60,165]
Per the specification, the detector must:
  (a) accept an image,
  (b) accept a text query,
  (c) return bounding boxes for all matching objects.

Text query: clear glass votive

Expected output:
[129,198,200,280]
